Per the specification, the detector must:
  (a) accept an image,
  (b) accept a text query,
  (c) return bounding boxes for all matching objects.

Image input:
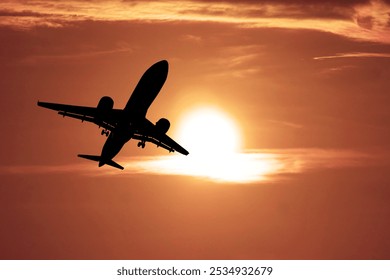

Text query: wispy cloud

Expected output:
[0,162,91,174]
[267,120,304,129]
[115,149,374,183]
[314,52,390,60]
[1,149,376,184]
[20,45,133,64]
[180,34,202,43]
[1,1,389,43]
[205,44,264,78]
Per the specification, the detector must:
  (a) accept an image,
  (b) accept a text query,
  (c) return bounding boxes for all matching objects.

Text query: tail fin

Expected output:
[78,154,124,170]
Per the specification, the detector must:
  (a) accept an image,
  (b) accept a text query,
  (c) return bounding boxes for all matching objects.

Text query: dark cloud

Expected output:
[161,0,371,4]
[356,15,374,29]
[172,0,363,19]
[0,9,48,17]
[1,1,389,44]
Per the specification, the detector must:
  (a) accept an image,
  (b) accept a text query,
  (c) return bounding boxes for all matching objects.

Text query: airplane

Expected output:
[37,60,189,170]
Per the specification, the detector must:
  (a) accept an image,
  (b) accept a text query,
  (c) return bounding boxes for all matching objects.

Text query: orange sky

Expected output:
[1,0,390,259]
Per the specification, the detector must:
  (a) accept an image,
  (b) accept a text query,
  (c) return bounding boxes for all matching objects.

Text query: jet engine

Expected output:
[95,96,114,125]
[155,118,170,134]
[97,96,114,111]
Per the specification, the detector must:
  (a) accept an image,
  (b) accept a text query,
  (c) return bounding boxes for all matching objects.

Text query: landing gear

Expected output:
[101,129,109,137]
[137,141,146,148]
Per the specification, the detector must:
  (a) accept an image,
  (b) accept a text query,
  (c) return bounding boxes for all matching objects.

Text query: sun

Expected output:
[124,106,282,183]
[164,106,279,183]
[176,107,241,156]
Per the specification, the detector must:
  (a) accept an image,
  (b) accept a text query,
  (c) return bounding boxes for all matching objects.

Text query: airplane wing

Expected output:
[37,101,122,131]
[133,119,189,155]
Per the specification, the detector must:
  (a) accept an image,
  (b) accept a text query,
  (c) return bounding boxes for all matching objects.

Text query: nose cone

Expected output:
[153,60,168,73]
[145,60,168,86]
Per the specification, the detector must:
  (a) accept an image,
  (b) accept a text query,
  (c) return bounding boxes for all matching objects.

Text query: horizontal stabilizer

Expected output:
[105,159,124,170]
[78,154,124,170]
[78,154,100,162]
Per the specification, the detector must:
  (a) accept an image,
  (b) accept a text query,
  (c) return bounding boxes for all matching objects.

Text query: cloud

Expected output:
[116,149,375,183]
[314,52,390,59]
[202,44,264,78]
[267,120,304,129]
[0,1,389,43]
[0,162,92,174]
[1,149,376,184]
[20,45,133,64]
[181,34,202,43]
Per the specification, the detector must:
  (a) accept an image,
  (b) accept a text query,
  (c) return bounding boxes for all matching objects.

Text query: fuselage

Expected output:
[98,60,169,167]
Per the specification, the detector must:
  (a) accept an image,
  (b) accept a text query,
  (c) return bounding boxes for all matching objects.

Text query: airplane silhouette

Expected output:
[38,60,189,170]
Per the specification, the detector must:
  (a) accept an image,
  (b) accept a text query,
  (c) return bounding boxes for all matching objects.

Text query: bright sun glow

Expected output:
[122,107,284,183]
[157,107,282,183]
[177,107,241,156]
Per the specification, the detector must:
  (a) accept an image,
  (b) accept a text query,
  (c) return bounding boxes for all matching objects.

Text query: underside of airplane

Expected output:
[38,60,189,170]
